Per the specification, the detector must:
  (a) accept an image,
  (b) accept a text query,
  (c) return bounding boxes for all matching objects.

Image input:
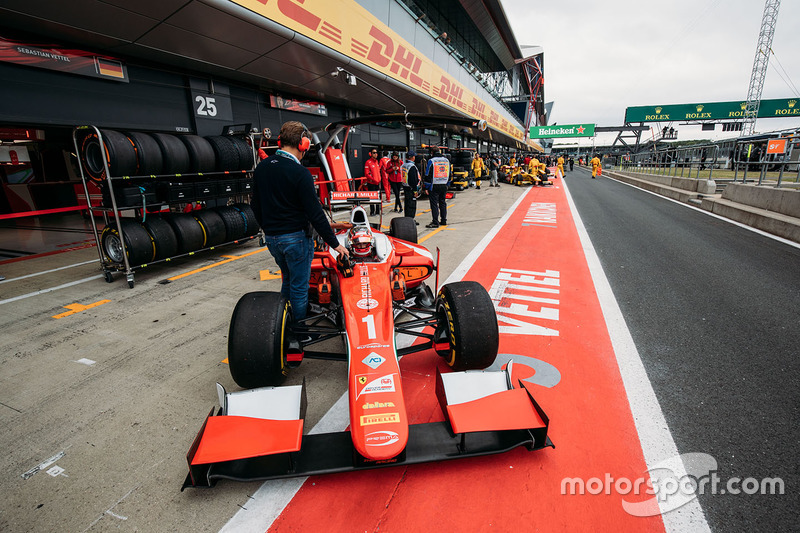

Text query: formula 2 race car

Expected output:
[183,159,552,491]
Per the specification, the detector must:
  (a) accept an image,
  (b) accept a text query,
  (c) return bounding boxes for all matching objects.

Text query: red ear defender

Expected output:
[299,135,311,152]
[277,136,282,148]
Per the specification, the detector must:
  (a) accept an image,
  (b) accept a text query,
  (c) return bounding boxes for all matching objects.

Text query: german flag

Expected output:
[96,57,125,79]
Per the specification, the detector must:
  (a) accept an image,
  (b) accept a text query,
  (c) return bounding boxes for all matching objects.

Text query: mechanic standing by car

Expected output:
[425,149,450,228]
[401,151,420,222]
[364,148,382,215]
[387,152,403,212]
[251,121,349,322]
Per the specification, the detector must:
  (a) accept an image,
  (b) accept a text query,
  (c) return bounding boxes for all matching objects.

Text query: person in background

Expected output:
[591,153,601,178]
[568,155,574,172]
[488,153,500,187]
[424,149,450,228]
[364,148,382,215]
[379,151,391,205]
[387,152,403,212]
[471,152,484,189]
[251,121,349,323]
[401,151,420,223]
[557,154,565,179]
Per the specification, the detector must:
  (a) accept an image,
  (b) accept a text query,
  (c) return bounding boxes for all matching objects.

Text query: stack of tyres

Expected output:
[79,129,255,181]
[101,217,182,266]
[101,207,259,268]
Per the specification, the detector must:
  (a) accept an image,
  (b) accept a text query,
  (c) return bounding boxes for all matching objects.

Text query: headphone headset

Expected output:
[277,131,311,152]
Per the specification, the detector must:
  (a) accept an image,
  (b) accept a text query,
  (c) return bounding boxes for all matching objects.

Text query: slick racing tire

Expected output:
[151,133,190,175]
[100,218,155,266]
[80,129,138,182]
[163,213,205,254]
[143,215,178,260]
[389,216,418,243]
[180,135,216,173]
[434,281,499,371]
[126,131,164,176]
[192,209,226,248]
[228,292,292,388]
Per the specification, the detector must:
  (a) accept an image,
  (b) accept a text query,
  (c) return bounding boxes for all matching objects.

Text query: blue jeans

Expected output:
[264,231,313,322]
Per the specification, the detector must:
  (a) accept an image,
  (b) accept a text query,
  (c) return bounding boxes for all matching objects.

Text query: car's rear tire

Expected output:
[228,292,292,388]
[435,281,498,371]
[389,216,418,243]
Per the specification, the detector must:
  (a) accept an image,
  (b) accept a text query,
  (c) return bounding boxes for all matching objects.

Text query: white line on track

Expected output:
[0,275,104,306]
[222,190,535,532]
[562,178,710,532]
[0,259,98,284]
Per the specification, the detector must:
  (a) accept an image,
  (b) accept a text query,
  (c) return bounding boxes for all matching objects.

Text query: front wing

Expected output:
[183,365,553,490]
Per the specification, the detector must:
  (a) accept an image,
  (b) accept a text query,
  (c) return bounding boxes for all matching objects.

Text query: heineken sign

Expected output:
[625,98,800,123]
[529,123,596,139]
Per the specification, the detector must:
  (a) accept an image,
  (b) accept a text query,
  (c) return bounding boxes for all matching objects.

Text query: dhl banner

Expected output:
[229,0,525,141]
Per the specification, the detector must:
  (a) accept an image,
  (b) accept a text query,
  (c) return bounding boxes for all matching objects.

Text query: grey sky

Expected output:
[500,0,800,145]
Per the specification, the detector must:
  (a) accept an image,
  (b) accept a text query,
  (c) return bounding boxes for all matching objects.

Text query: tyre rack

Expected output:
[73,125,259,288]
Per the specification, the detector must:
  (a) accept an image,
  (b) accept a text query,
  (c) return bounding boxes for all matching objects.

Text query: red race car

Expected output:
[183,117,553,490]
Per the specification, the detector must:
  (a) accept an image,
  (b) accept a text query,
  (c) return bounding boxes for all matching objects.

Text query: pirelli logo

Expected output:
[360,413,400,426]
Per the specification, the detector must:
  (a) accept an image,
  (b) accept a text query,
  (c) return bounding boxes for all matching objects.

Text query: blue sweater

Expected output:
[251,154,339,248]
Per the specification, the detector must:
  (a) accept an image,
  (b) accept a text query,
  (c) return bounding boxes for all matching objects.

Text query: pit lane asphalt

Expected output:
[0,186,522,533]
[567,165,799,532]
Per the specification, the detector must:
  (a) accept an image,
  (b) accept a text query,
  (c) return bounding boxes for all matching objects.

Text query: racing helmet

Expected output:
[348,227,375,258]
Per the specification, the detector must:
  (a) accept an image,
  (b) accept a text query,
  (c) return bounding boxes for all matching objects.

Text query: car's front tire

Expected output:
[228,292,292,388]
[435,281,498,371]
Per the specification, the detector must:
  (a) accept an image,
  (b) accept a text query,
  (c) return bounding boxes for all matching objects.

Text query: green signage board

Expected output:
[625,98,800,122]
[529,123,596,139]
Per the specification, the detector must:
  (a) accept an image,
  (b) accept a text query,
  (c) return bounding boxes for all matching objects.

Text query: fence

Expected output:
[617,137,800,188]
[618,144,720,180]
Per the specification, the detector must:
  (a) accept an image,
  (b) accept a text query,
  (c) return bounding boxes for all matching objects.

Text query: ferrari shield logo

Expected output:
[358,376,368,385]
